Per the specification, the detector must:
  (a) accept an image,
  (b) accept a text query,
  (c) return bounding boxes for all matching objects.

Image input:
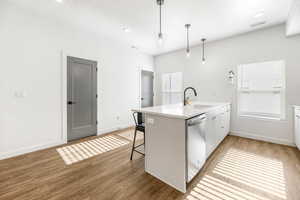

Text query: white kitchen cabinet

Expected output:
[162,74,171,92]
[161,72,183,105]
[206,112,218,158]
[134,102,231,193]
[219,105,231,142]
[215,113,223,147]
[218,110,226,144]
[224,105,231,135]
[294,107,300,150]
[206,105,231,158]
[170,72,183,92]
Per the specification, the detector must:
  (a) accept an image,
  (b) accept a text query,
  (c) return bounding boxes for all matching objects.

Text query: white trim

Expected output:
[98,123,133,135]
[230,130,295,147]
[0,124,133,160]
[237,60,286,120]
[138,67,142,108]
[0,141,64,160]
[98,127,120,135]
[238,113,284,122]
[61,51,68,144]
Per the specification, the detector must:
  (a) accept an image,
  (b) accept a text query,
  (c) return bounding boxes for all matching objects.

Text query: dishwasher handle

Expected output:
[187,115,206,126]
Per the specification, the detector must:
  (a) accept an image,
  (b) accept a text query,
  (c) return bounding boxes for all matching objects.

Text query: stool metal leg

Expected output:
[130,128,137,160]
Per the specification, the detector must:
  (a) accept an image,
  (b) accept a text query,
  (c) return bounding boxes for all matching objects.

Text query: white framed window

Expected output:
[162,72,183,105]
[237,60,286,120]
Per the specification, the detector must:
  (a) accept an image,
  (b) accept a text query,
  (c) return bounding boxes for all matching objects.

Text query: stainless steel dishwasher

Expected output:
[186,114,207,183]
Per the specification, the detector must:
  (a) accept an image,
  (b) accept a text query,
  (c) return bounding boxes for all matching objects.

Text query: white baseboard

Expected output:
[0,124,134,160]
[98,124,133,135]
[0,140,65,160]
[230,130,296,147]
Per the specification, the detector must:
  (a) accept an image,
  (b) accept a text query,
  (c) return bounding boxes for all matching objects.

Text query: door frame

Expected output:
[61,51,99,144]
[139,69,155,108]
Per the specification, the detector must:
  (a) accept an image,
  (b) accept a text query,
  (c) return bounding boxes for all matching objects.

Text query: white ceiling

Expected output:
[9,0,293,55]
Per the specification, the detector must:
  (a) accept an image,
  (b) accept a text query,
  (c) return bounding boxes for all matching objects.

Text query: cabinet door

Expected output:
[170,72,183,92]
[205,113,217,158]
[217,113,225,144]
[224,107,231,136]
[205,107,231,159]
[162,74,171,92]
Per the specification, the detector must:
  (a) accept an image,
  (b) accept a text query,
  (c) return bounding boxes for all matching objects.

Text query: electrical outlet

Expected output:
[147,118,154,124]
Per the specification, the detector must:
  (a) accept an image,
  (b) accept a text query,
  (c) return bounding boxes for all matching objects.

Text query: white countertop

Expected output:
[132,102,231,119]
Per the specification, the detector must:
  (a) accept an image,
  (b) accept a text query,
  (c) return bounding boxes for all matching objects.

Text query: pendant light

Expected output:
[185,24,191,58]
[201,38,206,64]
[157,0,164,45]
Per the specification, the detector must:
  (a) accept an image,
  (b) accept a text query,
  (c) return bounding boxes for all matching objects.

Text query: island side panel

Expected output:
[144,114,186,193]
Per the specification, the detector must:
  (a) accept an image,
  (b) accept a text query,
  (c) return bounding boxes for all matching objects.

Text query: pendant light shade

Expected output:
[185,24,191,58]
[157,0,164,45]
[201,38,206,64]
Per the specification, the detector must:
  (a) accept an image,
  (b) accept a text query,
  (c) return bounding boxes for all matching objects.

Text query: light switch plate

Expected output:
[14,90,27,98]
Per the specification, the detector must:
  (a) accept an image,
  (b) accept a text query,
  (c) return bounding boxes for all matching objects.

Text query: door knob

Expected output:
[68,101,76,105]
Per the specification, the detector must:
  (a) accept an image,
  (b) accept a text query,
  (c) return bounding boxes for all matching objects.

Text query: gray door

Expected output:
[67,56,97,141]
[141,70,154,108]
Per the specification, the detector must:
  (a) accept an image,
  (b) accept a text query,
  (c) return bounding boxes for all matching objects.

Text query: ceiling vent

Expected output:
[250,21,267,28]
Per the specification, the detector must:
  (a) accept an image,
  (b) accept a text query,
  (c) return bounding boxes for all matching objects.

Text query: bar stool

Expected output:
[130,112,145,160]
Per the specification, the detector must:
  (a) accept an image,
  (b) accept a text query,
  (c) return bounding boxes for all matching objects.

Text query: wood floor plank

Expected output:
[0,129,299,200]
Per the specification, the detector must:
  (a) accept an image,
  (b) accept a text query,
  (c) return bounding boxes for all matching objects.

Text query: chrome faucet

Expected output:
[184,87,197,106]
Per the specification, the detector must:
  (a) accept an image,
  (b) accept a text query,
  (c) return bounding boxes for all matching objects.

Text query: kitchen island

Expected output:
[132,102,231,193]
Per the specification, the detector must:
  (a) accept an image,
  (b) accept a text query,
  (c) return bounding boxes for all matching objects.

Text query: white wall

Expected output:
[0,1,153,159]
[154,25,300,146]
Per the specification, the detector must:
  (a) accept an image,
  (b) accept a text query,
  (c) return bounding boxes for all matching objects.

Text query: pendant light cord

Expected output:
[202,41,204,60]
[202,38,206,62]
[185,24,190,53]
[159,3,162,35]
[187,27,189,52]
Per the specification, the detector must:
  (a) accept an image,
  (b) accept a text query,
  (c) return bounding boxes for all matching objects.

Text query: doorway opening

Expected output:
[141,70,154,108]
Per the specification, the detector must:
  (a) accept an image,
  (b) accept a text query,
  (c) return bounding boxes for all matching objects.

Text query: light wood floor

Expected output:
[0,129,299,200]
